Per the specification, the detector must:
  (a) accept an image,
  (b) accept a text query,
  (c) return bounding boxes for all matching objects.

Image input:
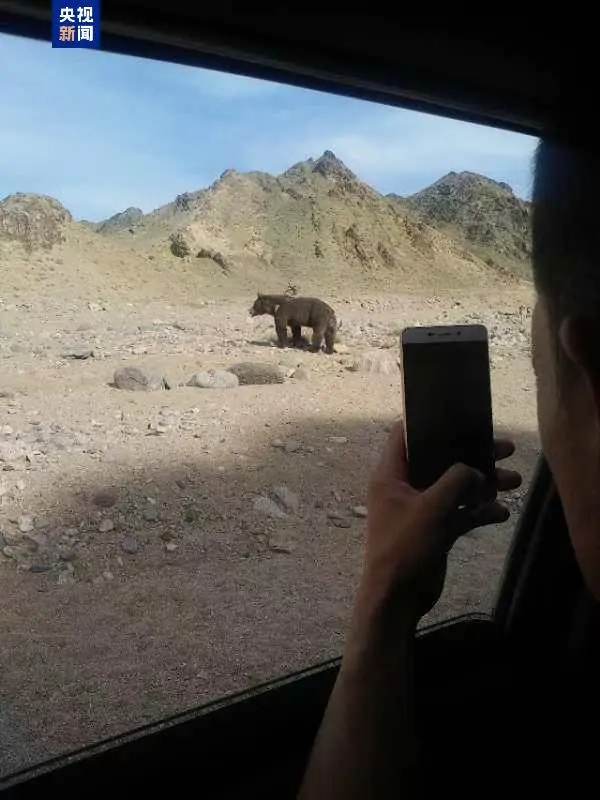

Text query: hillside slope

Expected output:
[401,171,531,276]
[0,194,208,304]
[95,151,526,293]
[0,155,532,303]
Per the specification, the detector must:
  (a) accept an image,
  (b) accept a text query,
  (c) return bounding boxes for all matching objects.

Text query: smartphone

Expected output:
[400,324,495,491]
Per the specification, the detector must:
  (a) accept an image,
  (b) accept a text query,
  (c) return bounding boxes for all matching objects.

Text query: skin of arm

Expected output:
[297,577,418,799]
[297,422,521,799]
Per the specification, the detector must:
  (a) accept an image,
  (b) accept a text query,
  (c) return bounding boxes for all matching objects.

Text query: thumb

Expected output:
[422,463,486,519]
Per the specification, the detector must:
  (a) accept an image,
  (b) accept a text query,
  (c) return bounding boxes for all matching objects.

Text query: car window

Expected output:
[0,31,539,779]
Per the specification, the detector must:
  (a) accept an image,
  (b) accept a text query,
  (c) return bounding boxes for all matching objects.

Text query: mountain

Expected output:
[0,153,532,302]
[94,207,144,234]
[400,171,532,276]
[0,193,205,303]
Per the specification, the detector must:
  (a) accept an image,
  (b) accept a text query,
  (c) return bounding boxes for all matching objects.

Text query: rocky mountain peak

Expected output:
[95,206,144,234]
[404,171,531,267]
[0,192,72,251]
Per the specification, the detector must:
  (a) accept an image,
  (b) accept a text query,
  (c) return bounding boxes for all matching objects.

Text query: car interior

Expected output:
[0,6,598,797]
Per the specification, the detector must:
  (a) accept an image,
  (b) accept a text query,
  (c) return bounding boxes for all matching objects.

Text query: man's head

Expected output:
[532,139,600,597]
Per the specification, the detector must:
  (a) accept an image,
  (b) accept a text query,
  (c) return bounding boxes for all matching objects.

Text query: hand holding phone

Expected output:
[400,324,495,492]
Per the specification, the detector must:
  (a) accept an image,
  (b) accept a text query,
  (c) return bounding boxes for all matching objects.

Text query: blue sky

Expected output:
[0,32,538,222]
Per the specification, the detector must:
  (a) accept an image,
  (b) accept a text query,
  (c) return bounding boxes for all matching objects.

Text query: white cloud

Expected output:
[250,109,538,198]
[0,32,538,219]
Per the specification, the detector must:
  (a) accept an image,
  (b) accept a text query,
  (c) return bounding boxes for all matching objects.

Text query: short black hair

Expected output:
[533,137,600,316]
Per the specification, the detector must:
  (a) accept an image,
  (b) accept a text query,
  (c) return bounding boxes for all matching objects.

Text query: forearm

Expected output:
[297,581,419,799]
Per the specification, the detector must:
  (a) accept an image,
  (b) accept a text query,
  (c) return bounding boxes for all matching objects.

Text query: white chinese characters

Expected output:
[58,6,75,22]
[77,25,94,42]
[77,6,94,23]
[59,6,94,23]
[56,5,96,47]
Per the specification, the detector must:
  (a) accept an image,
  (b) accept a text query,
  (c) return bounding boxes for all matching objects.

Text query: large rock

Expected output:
[227,362,286,385]
[348,349,400,375]
[112,366,168,391]
[187,370,239,389]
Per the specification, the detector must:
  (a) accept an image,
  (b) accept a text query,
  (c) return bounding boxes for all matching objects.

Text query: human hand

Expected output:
[359,419,522,624]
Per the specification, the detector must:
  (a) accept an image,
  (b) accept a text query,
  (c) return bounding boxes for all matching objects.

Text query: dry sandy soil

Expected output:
[0,285,539,779]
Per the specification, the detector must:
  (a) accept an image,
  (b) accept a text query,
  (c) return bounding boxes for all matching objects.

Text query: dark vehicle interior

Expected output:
[0,6,598,797]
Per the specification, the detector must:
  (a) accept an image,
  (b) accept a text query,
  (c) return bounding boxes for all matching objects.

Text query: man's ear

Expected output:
[559,315,600,403]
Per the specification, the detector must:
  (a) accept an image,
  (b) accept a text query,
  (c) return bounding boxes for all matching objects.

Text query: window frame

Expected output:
[0,8,588,795]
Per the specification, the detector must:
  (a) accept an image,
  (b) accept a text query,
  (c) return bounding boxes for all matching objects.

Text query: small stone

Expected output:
[272,485,299,513]
[93,488,118,508]
[352,505,368,518]
[165,542,178,552]
[121,535,139,554]
[328,436,348,445]
[268,531,294,553]
[103,570,114,581]
[143,505,159,522]
[284,440,301,453]
[62,349,94,360]
[2,529,22,546]
[18,515,34,533]
[291,367,309,380]
[23,531,48,549]
[99,518,114,533]
[183,507,200,524]
[271,439,285,449]
[327,513,352,529]
[254,496,288,519]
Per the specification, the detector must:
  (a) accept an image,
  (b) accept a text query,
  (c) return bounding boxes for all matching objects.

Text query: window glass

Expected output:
[0,32,539,777]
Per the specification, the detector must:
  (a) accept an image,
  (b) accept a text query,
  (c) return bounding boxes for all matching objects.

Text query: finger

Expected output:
[424,462,486,518]
[468,500,511,528]
[373,419,409,482]
[495,467,522,492]
[494,439,516,461]
[449,500,511,541]
[480,468,521,505]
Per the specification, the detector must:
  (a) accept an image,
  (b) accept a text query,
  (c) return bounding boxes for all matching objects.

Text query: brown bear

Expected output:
[249,293,338,354]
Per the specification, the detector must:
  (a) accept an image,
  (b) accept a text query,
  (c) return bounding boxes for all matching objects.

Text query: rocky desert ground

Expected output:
[0,154,539,778]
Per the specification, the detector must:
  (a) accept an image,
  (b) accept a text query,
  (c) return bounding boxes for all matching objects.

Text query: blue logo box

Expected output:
[52,1,101,49]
